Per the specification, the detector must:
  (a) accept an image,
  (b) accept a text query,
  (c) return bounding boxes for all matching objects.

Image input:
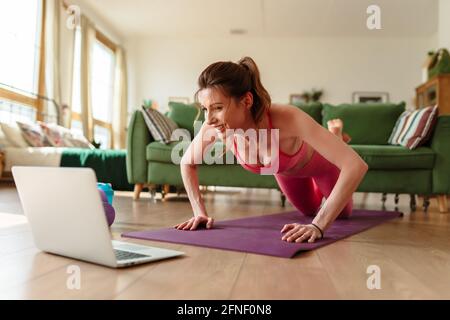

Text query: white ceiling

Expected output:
[76,0,438,38]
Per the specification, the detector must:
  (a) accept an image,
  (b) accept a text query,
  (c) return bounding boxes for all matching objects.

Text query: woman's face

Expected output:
[197,87,252,133]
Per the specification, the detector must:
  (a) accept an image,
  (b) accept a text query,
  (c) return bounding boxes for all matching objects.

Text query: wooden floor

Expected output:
[0,182,449,300]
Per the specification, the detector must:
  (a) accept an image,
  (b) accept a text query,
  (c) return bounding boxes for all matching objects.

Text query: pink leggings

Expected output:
[275,150,353,218]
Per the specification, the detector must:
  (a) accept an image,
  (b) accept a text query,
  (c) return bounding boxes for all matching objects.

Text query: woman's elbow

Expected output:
[343,157,368,176]
[354,159,369,176]
[180,156,197,170]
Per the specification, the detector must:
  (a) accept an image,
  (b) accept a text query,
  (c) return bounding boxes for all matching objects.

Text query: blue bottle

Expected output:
[97,183,115,226]
[97,182,114,205]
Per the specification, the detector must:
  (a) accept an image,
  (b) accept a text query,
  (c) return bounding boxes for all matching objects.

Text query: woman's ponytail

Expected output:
[237,57,271,123]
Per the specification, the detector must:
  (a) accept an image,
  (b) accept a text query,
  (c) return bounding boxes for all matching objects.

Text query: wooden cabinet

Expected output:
[416,74,450,115]
[415,75,449,213]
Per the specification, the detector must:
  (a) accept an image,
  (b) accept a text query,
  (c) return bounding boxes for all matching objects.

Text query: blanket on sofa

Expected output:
[60,148,133,191]
[2,147,133,191]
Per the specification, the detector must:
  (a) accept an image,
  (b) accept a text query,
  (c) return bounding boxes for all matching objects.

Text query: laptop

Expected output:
[12,166,184,268]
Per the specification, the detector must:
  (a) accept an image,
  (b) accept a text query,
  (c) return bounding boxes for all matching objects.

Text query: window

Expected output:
[71,28,82,116]
[0,0,44,122]
[0,100,38,124]
[94,125,111,151]
[71,28,84,137]
[91,38,115,149]
[71,29,116,149]
[70,119,83,137]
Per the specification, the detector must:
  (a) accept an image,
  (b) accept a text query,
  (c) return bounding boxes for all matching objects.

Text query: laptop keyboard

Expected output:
[114,249,151,261]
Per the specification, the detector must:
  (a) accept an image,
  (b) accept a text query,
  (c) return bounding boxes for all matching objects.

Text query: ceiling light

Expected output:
[230,28,247,35]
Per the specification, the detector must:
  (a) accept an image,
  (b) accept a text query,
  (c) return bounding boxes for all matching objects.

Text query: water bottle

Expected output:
[97,183,114,205]
[97,183,115,226]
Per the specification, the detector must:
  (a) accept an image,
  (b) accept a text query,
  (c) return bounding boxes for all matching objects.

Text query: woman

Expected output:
[175,57,368,243]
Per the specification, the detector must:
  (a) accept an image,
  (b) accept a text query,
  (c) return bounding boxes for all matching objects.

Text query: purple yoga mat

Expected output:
[121,209,402,258]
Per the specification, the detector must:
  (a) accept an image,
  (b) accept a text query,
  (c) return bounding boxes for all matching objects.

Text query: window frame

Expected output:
[92,30,116,149]
[0,0,46,122]
[71,29,117,149]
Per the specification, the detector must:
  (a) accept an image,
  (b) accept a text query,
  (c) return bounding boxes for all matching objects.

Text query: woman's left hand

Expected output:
[281,223,322,243]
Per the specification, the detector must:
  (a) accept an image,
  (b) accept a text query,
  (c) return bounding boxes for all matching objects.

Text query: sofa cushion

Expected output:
[141,106,180,144]
[39,122,94,148]
[291,102,322,124]
[351,145,435,169]
[64,132,95,149]
[148,142,435,170]
[322,102,405,145]
[16,121,52,147]
[39,122,73,147]
[388,105,438,149]
[146,140,235,164]
[167,102,203,137]
[0,122,30,147]
[147,141,187,163]
[0,131,12,148]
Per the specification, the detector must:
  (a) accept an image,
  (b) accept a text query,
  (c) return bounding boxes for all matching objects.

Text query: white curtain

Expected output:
[112,47,128,149]
[44,0,62,124]
[78,15,95,141]
[59,2,75,128]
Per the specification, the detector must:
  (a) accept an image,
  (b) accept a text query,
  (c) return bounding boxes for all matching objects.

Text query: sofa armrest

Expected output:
[126,110,153,184]
[431,115,450,194]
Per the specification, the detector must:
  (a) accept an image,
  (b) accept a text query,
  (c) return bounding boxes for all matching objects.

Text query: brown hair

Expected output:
[194,56,271,123]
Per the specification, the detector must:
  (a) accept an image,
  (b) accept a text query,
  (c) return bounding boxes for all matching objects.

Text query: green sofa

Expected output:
[126,102,450,213]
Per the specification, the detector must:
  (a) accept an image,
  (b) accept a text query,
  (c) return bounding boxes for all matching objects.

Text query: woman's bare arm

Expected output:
[180,122,219,217]
[288,107,368,231]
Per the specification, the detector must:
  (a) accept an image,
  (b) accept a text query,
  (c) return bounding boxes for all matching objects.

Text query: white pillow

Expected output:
[0,122,29,148]
[38,122,74,147]
[66,132,96,149]
[0,127,13,148]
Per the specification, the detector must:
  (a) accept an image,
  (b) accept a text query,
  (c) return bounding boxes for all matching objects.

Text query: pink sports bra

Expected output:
[233,109,309,174]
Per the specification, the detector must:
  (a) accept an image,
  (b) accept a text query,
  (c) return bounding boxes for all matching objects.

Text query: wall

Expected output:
[438,0,450,48]
[58,0,125,108]
[127,35,435,113]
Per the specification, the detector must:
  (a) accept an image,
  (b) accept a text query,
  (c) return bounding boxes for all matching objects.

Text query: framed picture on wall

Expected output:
[289,94,306,105]
[352,92,389,103]
[168,97,190,104]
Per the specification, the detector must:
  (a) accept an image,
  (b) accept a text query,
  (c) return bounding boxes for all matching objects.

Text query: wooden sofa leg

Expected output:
[133,183,144,200]
[161,184,170,200]
[437,195,448,213]
[280,191,286,207]
[410,194,416,212]
[147,184,157,202]
[423,196,430,213]
[381,193,387,209]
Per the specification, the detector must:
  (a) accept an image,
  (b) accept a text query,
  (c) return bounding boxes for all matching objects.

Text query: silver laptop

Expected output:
[12,166,184,268]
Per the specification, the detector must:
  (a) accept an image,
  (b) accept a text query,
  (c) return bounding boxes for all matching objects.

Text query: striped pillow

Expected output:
[16,121,52,147]
[388,105,438,149]
[141,106,179,144]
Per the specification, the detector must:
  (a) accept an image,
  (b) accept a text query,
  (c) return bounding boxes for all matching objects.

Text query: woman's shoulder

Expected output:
[269,103,305,124]
[270,103,303,113]
[268,104,307,138]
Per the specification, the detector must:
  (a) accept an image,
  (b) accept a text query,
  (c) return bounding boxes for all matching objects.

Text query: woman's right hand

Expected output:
[174,215,214,230]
